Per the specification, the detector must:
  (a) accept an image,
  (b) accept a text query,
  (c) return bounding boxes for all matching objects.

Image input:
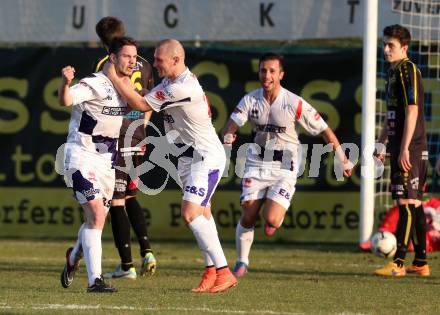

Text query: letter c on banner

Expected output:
[164,4,178,28]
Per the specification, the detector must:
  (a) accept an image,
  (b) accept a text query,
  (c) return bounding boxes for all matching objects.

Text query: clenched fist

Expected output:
[61,66,75,85]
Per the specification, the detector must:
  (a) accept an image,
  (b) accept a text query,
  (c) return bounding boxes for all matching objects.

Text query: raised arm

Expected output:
[322,127,353,177]
[58,66,75,107]
[103,62,153,112]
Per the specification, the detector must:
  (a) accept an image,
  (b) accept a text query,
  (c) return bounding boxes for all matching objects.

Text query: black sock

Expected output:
[393,203,415,267]
[125,198,152,257]
[411,205,427,266]
[109,205,133,270]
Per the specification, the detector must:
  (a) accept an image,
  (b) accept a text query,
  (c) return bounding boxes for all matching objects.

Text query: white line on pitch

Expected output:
[0,303,303,315]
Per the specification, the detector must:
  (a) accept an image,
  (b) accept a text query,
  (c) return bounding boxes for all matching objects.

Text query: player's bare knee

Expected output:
[89,212,106,228]
[182,207,200,224]
[264,214,283,228]
[241,200,255,209]
[240,213,258,228]
[182,212,193,224]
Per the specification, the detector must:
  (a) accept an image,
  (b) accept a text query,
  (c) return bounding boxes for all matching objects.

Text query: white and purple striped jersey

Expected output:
[66,71,127,167]
[230,87,328,168]
[145,68,224,162]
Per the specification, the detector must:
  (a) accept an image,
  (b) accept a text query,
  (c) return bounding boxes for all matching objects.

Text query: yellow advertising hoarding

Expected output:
[0,187,369,242]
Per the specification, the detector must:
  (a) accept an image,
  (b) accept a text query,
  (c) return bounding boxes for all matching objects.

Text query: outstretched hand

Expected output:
[342,159,354,177]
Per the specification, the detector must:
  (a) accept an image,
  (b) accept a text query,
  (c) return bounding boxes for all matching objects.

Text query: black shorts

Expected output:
[390,151,428,200]
[112,139,146,200]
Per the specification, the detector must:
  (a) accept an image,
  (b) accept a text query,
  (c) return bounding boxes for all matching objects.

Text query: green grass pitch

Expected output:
[0,239,439,314]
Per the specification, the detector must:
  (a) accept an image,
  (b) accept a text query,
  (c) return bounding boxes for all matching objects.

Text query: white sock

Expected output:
[236,221,254,266]
[82,228,103,286]
[188,215,228,268]
[201,215,217,266]
[69,223,85,266]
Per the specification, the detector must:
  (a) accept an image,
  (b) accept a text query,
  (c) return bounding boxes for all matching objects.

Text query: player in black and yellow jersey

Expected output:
[94,17,157,280]
[375,24,429,277]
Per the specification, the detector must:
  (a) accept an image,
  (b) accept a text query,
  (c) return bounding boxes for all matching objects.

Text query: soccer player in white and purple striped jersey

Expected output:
[103,39,237,293]
[222,52,353,277]
[59,37,145,293]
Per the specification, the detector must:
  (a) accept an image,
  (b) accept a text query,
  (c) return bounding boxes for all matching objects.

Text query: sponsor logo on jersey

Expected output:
[154,84,174,99]
[155,90,166,101]
[185,185,206,197]
[387,111,396,119]
[82,187,100,198]
[410,177,419,190]
[256,124,286,133]
[102,106,126,116]
[278,188,291,200]
[250,108,259,119]
[391,184,404,192]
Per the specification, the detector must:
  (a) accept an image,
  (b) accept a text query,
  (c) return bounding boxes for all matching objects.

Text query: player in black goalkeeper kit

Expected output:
[95,17,157,279]
[375,24,430,277]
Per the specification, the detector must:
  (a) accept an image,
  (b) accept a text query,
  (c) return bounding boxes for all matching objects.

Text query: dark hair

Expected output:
[96,16,125,47]
[259,52,284,71]
[108,36,138,55]
[383,24,411,46]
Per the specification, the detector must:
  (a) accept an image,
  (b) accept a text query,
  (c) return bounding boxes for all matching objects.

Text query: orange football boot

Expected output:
[191,266,216,293]
[209,268,238,293]
[406,264,430,276]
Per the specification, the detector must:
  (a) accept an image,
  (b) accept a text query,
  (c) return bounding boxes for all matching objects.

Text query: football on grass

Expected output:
[371,231,397,258]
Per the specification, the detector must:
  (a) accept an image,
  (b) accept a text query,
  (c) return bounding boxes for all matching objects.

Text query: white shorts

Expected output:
[64,147,115,209]
[240,163,297,210]
[178,156,225,206]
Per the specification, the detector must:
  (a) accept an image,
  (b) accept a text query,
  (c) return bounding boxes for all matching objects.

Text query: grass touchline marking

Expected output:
[0,303,303,314]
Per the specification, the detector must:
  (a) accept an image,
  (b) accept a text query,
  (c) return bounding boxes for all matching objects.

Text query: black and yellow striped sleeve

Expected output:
[399,60,419,106]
